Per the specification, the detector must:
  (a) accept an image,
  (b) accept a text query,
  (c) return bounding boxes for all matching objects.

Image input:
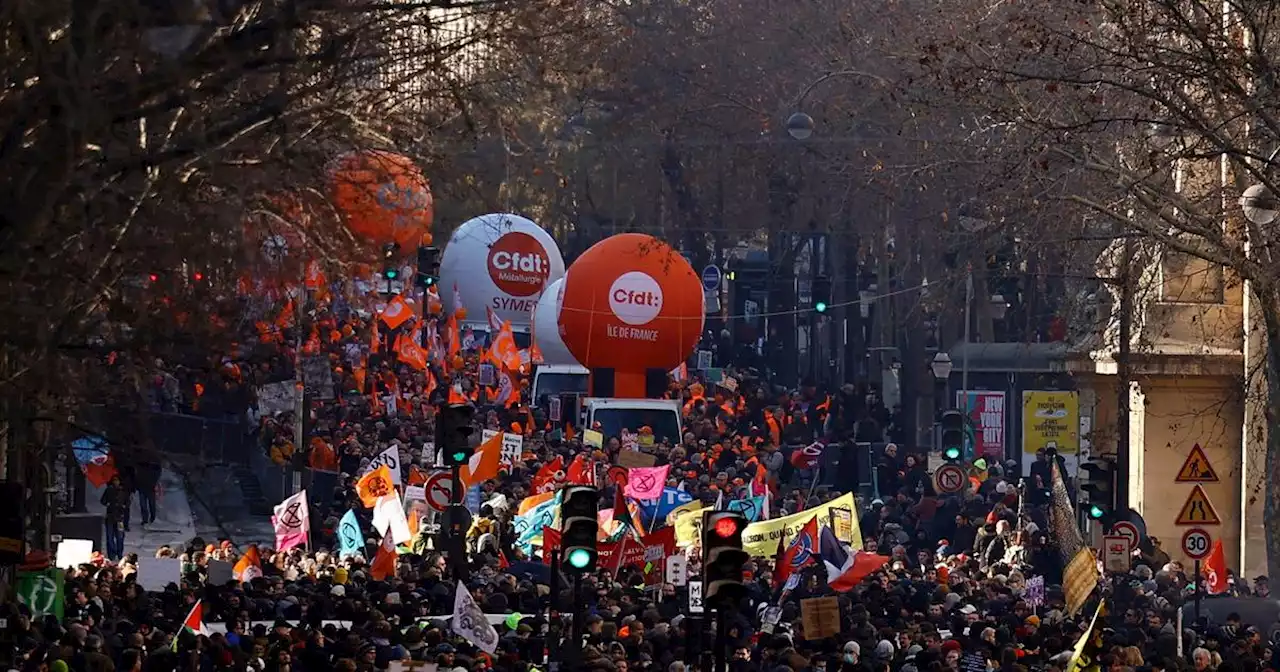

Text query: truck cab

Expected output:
[531,364,590,403]
[581,397,683,444]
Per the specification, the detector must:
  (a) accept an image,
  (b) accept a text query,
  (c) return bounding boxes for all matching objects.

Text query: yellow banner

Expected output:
[1067,599,1105,672]
[1022,390,1079,455]
[740,492,861,557]
[670,502,708,547]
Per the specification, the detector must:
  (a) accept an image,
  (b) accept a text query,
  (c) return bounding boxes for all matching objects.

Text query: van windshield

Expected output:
[591,408,681,444]
[533,373,588,400]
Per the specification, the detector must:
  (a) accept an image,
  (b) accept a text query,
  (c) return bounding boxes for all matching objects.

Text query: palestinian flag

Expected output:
[172,599,210,650]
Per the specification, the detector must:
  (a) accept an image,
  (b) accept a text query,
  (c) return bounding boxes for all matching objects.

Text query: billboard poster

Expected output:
[1022,390,1079,456]
[956,391,1006,459]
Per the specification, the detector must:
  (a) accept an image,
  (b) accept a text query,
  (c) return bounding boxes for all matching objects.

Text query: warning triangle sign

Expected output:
[1175,485,1221,526]
[1175,444,1219,483]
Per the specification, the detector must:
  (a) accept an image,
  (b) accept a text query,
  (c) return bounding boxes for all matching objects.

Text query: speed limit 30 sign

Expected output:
[1181,527,1212,560]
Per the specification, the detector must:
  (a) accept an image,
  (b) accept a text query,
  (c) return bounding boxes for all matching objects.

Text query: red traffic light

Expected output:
[712,518,740,538]
[193,272,204,281]
[148,274,158,282]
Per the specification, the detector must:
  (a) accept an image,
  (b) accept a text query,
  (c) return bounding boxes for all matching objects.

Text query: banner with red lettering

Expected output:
[542,526,675,578]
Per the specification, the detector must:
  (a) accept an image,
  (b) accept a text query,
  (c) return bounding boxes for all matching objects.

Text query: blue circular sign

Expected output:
[701,265,722,291]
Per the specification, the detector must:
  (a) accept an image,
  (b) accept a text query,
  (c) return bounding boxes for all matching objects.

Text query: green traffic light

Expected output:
[943,446,961,460]
[385,269,399,280]
[424,277,436,287]
[566,548,593,569]
[1088,505,1105,519]
[451,450,468,463]
[815,302,827,313]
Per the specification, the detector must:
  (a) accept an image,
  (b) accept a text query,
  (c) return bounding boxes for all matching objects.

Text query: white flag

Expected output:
[372,492,412,545]
[451,581,498,654]
[365,446,403,485]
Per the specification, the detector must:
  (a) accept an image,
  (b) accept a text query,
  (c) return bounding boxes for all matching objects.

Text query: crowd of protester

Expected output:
[16,287,1280,672]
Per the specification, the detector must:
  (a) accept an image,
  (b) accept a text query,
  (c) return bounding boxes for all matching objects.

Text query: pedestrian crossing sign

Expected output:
[1175,485,1221,525]
[1175,444,1219,483]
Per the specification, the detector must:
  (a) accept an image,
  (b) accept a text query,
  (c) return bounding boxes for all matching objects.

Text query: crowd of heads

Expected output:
[19,290,1280,672]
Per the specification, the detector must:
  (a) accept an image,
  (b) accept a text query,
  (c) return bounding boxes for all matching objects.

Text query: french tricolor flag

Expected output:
[820,526,890,592]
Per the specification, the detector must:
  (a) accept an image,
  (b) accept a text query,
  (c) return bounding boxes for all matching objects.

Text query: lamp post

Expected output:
[931,351,953,410]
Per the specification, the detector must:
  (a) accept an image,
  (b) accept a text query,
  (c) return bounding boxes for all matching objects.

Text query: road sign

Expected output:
[1109,521,1140,551]
[1176,444,1219,482]
[666,556,688,586]
[1181,527,1212,560]
[1175,485,1221,525]
[934,464,967,494]
[688,581,703,613]
[424,472,454,512]
[701,265,722,291]
[1102,535,1131,573]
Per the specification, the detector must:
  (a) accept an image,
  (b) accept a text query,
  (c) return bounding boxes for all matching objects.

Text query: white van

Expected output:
[531,364,590,402]
[581,398,683,444]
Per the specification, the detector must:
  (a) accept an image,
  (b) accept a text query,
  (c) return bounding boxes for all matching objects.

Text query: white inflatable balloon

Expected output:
[438,213,566,330]
[532,278,582,366]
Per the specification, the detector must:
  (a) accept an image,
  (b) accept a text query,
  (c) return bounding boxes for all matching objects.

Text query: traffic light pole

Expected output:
[713,609,728,672]
[449,462,466,582]
[569,573,585,666]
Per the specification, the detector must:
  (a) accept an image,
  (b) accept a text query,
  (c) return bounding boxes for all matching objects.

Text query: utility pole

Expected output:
[1115,236,1135,517]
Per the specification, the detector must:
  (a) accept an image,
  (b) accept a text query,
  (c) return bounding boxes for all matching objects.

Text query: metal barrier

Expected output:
[85,406,257,466]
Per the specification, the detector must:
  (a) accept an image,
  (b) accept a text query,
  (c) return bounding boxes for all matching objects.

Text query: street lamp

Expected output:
[930,352,953,380]
[786,112,815,141]
[1240,184,1279,225]
[990,294,1010,320]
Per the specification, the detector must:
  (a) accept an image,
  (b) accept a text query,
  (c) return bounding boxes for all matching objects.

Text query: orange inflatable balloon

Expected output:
[328,150,434,250]
[558,234,705,372]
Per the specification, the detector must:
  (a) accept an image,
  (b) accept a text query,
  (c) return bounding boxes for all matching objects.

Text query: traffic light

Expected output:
[940,410,965,461]
[1080,455,1116,523]
[416,245,440,288]
[442,504,472,540]
[382,243,400,280]
[812,275,831,314]
[702,511,749,608]
[560,486,599,572]
[437,404,475,466]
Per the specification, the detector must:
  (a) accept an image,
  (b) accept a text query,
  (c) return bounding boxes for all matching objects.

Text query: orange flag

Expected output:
[356,465,395,509]
[448,382,468,406]
[394,333,429,371]
[459,429,503,488]
[233,545,263,582]
[380,296,413,330]
[407,509,420,537]
[446,316,461,359]
[370,534,397,581]
[370,317,381,353]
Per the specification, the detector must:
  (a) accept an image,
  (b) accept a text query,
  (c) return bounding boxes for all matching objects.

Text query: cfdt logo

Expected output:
[608,271,663,325]
[487,232,550,297]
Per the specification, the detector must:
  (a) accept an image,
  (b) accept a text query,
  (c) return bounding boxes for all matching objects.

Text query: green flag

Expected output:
[17,568,64,621]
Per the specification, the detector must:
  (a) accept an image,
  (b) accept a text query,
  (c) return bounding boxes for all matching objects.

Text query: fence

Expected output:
[83,406,258,466]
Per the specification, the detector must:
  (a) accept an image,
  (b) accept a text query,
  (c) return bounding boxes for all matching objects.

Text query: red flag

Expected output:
[1202,539,1229,595]
[612,486,636,531]
[790,441,825,470]
[532,456,565,494]
[370,535,397,581]
[567,454,593,485]
[775,518,820,587]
